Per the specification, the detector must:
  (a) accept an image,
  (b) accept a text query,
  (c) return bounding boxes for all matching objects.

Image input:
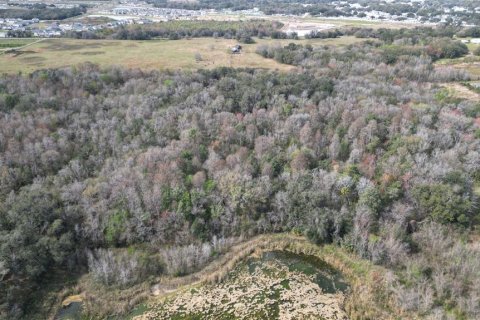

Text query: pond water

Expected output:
[144,249,351,319]
[55,302,83,320]
[248,250,349,294]
[59,250,349,319]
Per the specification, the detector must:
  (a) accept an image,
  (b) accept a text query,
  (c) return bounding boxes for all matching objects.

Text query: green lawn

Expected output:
[0,38,37,49]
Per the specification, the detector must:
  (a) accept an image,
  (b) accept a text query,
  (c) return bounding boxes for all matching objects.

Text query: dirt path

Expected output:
[441,82,480,101]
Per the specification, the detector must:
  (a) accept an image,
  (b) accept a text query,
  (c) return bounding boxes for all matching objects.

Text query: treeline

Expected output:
[66,20,293,42]
[345,25,460,43]
[300,25,462,43]
[61,23,475,46]
[6,30,33,38]
[258,26,469,66]
[457,26,480,38]
[0,29,479,319]
[0,6,86,20]
[305,29,343,39]
[257,38,468,66]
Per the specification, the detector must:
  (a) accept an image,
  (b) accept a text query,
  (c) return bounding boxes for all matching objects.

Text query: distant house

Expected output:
[231,44,242,54]
[136,18,152,25]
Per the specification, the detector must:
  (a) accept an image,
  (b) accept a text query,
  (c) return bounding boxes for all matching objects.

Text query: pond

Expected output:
[61,250,350,319]
[143,249,351,319]
[248,250,349,294]
[55,302,83,320]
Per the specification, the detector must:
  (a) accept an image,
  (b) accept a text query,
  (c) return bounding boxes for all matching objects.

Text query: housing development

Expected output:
[1,0,480,37]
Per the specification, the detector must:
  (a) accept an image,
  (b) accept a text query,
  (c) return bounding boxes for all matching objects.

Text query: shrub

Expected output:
[161,237,236,276]
[425,38,469,60]
[412,184,472,225]
[87,248,161,287]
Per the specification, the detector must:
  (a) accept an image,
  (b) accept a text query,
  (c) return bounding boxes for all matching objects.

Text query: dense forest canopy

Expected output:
[0,22,480,320]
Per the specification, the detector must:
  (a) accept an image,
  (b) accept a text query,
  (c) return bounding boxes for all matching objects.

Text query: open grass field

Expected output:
[466,42,480,52]
[0,36,364,74]
[205,12,422,30]
[258,35,363,47]
[0,38,38,49]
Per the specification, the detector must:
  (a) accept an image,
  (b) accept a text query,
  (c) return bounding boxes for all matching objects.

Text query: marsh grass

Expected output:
[142,234,417,319]
[54,234,418,319]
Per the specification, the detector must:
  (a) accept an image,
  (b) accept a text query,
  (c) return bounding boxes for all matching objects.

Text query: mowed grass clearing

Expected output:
[0,36,363,74]
[206,13,421,29]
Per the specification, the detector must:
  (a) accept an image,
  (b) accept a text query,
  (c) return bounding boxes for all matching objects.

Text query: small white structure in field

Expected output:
[231,44,242,54]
